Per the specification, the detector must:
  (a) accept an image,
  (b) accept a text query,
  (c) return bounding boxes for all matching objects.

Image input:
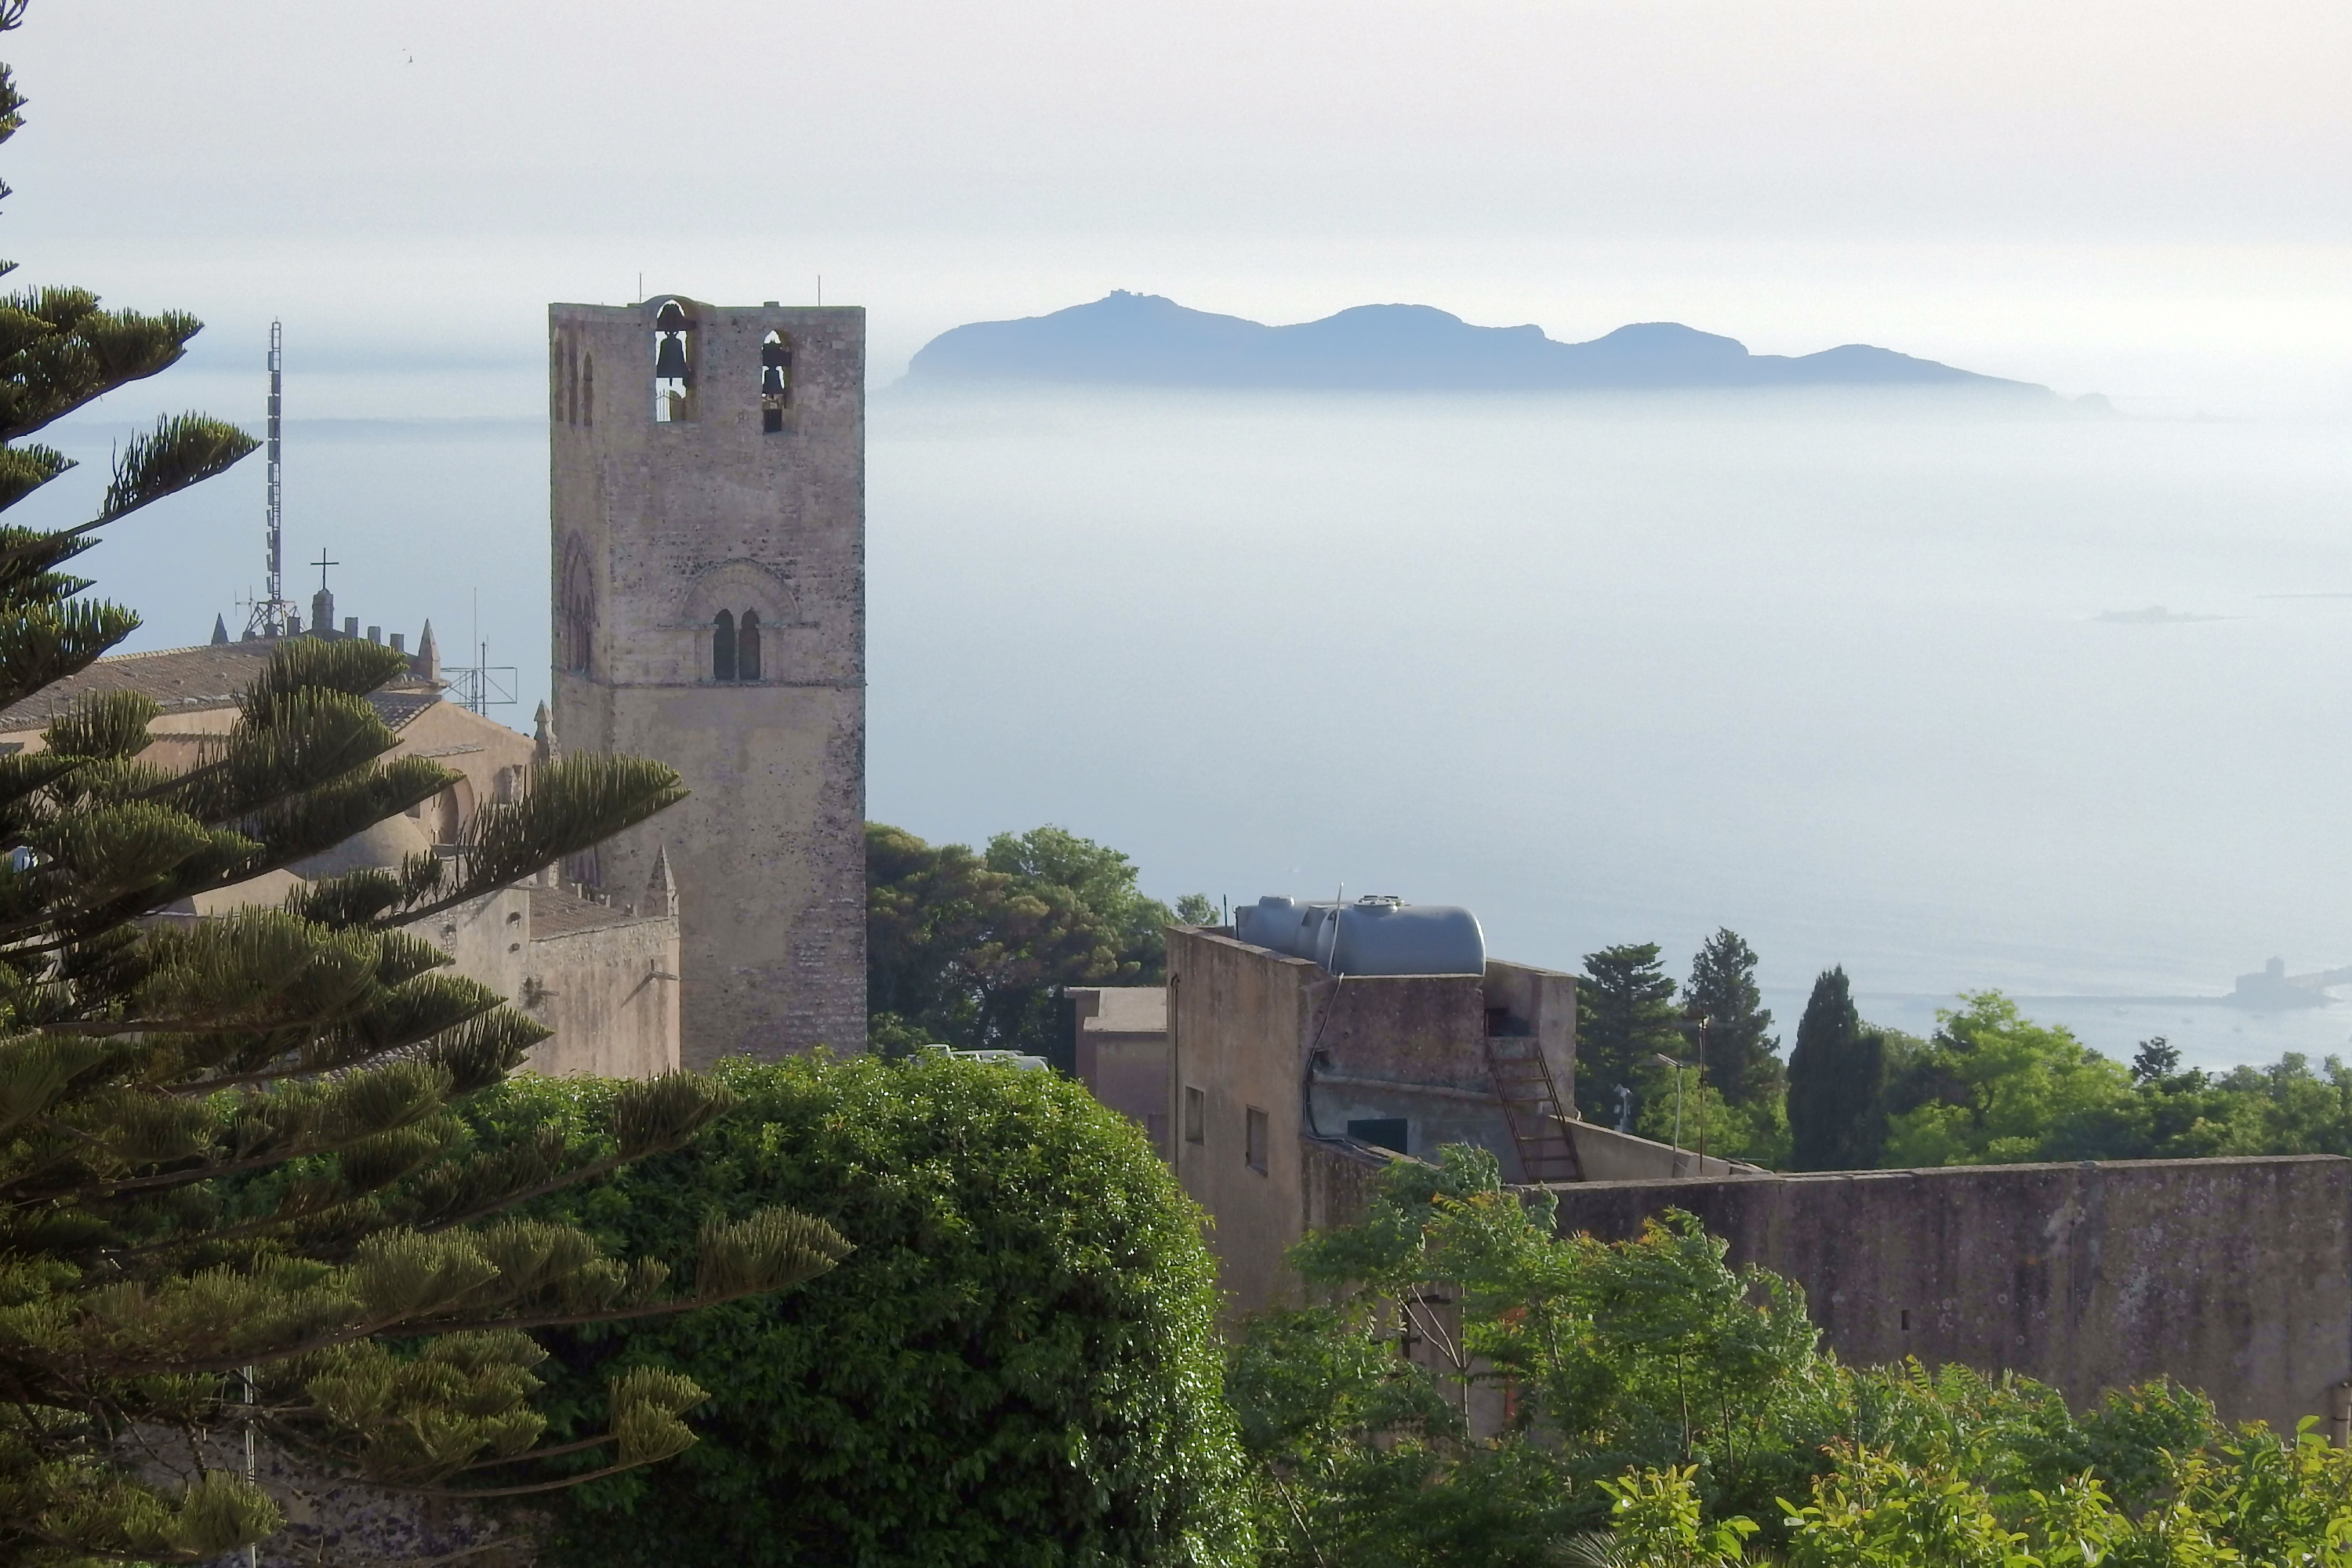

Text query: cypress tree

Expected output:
[1575,942,1681,1124]
[1683,927,1780,1108]
[1785,966,1887,1171]
[0,9,848,1562]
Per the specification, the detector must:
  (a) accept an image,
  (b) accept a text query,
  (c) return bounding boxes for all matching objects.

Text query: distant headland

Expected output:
[901,291,2053,395]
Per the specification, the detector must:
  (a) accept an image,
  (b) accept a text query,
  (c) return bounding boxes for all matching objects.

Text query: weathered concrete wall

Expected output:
[1072,985,1171,1156]
[1171,927,1316,1319]
[522,900,682,1080]
[1483,958,1577,1110]
[1303,1134,1392,1237]
[1313,973,1490,1093]
[550,299,866,1065]
[1548,1157,2352,1432]
[1566,1120,1760,1181]
[1310,1071,1522,1171]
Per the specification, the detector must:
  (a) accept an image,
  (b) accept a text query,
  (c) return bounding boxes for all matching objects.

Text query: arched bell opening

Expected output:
[652,297,696,423]
[760,331,791,434]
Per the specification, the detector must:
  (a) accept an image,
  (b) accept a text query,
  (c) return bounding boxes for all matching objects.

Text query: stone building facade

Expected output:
[547,296,867,1065]
[0,638,681,1080]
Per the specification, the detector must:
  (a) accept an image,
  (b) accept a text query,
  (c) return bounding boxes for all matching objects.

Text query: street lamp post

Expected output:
[1654,1012,1715,1177]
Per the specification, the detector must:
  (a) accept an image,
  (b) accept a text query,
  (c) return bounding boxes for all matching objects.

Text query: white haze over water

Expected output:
[38,389,2352,1075]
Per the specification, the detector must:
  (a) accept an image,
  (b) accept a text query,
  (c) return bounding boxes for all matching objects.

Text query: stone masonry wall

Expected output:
[1548,1157,2352,1433]
[548,299,866,1065]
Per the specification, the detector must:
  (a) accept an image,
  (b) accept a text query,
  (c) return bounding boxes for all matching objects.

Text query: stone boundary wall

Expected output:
[1547,1156,2352,1432]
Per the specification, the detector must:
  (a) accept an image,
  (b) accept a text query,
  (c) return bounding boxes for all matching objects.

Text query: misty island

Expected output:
[903,289,2055,394]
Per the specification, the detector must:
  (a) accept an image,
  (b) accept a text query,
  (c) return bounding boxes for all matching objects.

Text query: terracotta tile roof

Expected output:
[0,639,441,735]
[368,689,440,731]
[529,884,665,938]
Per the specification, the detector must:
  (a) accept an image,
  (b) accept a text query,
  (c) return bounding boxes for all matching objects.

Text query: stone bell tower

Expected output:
[547,296,866,1064]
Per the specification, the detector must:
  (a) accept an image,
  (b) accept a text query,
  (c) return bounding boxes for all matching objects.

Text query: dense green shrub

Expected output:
[1234,1145,2352,1566]
[474,1053,1249,1568]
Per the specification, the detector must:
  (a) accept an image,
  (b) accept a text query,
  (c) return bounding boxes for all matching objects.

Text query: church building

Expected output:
[546,296,867,1065]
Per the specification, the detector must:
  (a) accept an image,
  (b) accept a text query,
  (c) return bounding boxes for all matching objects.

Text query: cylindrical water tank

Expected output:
[1236,894,1485,976]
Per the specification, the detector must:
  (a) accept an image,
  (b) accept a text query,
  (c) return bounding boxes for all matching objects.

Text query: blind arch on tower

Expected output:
[558,532,596,676]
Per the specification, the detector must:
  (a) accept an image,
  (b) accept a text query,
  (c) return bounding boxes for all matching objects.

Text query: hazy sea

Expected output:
[42,385,2352,1074]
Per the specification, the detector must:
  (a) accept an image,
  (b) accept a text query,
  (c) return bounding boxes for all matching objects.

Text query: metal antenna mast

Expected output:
[242,320,294,637]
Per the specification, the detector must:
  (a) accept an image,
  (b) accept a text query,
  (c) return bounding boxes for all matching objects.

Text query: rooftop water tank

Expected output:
[1236,894,1485,977]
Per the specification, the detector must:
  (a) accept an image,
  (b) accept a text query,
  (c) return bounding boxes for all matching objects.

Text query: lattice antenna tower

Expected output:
[241,320,296,637]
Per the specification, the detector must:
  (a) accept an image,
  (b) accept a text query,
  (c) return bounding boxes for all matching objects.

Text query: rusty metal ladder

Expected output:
[1483,1027,1583,1184]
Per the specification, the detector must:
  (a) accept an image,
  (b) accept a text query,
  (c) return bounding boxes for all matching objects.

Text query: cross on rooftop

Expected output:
[311,550,338,592]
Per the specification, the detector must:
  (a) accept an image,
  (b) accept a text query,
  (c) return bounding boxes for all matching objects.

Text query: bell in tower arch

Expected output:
[655,332,691,382]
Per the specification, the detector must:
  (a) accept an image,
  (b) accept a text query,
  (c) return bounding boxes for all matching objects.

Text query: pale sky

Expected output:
[20,0,2352,412]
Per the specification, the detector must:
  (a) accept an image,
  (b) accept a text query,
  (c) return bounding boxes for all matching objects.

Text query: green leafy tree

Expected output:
[0,15,845,1558]
[1683,929,1780,1109]
[1577,943,1682,1125]
[1173,891,1221,927]
[1786,967,1887,1171]
[1631,1074,1790,1169]
[478,1051,1250,1568]
[985,823,1174,974]
[867,820,1177,1056]
[1236,1142,2352,1566]
[1882,993,2139,1167]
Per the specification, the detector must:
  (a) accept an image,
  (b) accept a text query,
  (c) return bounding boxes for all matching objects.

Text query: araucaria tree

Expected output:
[0,10,847,1563]
[1785,965,1887,1170]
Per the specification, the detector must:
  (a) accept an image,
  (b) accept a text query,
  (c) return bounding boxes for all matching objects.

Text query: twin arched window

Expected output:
[712,610,761,682]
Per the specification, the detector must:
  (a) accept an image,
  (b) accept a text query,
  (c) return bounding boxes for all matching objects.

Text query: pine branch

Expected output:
[96,413,257,527]
[0,597,139,714]
[0,441,68,512]
[60,1208,849,1381]
[391,754,686,926]
[43,688,158,760]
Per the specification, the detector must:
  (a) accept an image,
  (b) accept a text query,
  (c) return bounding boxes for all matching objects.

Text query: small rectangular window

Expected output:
[1245,1105,1269,1174]
[1184,1085,1205,1144]
[1346,1117,1409,1155]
